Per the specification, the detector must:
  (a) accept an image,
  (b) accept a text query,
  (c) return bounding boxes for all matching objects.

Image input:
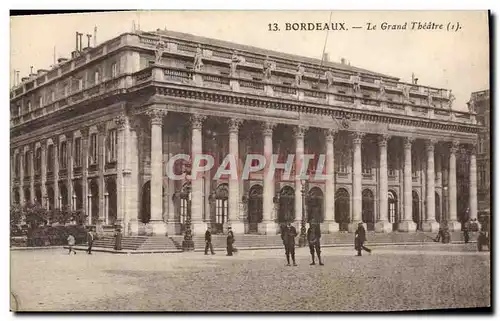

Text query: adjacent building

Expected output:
[10,29,481,236]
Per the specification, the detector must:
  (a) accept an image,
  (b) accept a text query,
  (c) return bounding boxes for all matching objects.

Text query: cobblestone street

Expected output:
[10,244,490,311]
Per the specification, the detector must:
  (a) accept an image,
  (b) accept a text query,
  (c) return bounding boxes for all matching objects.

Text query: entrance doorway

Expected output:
[278,186,295,224]
[247,185,263,233]
[307,187,323,223]
[335,188,350,231]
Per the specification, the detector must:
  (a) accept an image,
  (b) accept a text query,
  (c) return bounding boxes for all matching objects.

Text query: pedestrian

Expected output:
[307,222,323,265]
[114,228,122,251]
[86,227,94,255]
[354,223,372,256]
[205,227,215,255]
[226,227,234,256]
[434,224,444,243]
[67,233,76,255]
[282,222,298,266]
[463,220,470,244]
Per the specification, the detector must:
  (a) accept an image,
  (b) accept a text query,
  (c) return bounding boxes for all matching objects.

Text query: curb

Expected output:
[60,240,476,255]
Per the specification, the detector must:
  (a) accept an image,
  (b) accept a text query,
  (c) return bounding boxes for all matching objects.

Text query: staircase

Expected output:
[76,231,474,254]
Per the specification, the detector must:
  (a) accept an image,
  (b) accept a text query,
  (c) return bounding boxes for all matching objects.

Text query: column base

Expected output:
[348,221,365,233]
[166,221,182,236]
[375,221,393,233]
[149,220,167,236]
[227,222,245,235]
[258,221,278,235]
[192,222,208,236]
[422,221,440,233]
[398,221,417,232]
[320,221,339,234]
[447,220,462,232]
[127,219,139,236]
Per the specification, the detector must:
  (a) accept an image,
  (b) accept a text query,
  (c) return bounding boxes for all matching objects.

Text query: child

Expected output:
[67,234,76,255]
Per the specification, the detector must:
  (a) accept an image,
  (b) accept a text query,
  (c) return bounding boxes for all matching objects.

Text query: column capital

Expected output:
[325,128,338,142]
[351,131,365,145]
[450,140,460,154]
[261,122,276,136]
[80,127,90,137]
[114,114,129,130]
[146,108,166,126]
[65,132,74,141]
[96,123,106,134]
[227,118,242,133]
[190,114,206,130]
[469,142,478,155]
[425,139,437,152]
[403,136,415,149]
[293,126,308,139]
[378,134,391,147]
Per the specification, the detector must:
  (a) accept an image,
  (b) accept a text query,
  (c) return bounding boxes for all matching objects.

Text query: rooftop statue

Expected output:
[230,50,243,77]
[295,63,305,86]
[263,56,275,80]
[324,69,334,88]
[193,45,204,71]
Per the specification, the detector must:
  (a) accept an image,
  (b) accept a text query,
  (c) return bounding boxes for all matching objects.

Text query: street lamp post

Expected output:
[299,180,308,247]
[182,184,194,251]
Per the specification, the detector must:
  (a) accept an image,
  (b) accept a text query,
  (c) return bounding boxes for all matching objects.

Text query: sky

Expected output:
[10,10,490,111]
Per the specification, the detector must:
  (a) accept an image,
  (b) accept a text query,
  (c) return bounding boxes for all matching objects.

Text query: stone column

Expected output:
[66,134,73,209]
[115,113,131,229]
[435,145,442,187]
[322,129,338,233]
[11,152,16,206]
[97,124,106,224]
[469,143,479,228]
[447,140,461,231]
[53,137,60,209]
[127,119,140,236]
[376,134,392,232]
[190,114,207,235]
[259,122,277,234]
[399,137,417,232]
[41,142,47,208]
[29,147,35,204]
[423,139,439,232]
[227,118,244,234]
[104,192,109,224]
[294,126,307,229]
[147,108,167,235]
[81,128,90,224]
[349,132,364,232]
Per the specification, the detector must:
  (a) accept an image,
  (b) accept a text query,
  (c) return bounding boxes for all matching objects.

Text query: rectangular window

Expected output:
[38,96,43,108]
[15,154,19,177]
[337,151,348,174]
[47,145,54,173]
[362,153,372,175]
[24,151,29,175]
[180,198,187,224]
[51,91,55,102]
[107,129,117,162]
[78,78,84,91]
[90,133,98,165]
[94,70,100,84]
[64,84,69,96]
[60,141,67,169]
[27,101,32,113]
[16,105,21,116]
[35,147,41,174]
[216,199,227,224]
[111,63,117,78]
[411,154,418,178]
[74,137,82,167]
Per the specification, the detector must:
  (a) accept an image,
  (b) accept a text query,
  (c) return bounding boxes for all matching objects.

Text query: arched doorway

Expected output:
[307,187,324,223]
[24,188,31,204]
[388,190,398,231]
[89,180,99,225]
[73,182,83,211]
[435,192,441,223]
[362,189,375,231]
[46,186,54,210]
[247,184,263,234]
[278,186,295,224]
[213,183,229,234]
[35,187,42,205]
[59,184,68,209]
[335,188,350,231]
[106,179,117,225]
[178,182,191,234]
[412,191,420,230]
[140,181,151,223]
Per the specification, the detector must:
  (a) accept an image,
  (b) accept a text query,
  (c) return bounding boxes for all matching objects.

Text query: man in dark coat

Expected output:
[463,219,470,244]
[205,227,215,255]
[114,228,122,251]
[354,223,371,256]
[86,227,94,255]
[226,227,234,256]
[282,222,298,266]
[307,223,323,265]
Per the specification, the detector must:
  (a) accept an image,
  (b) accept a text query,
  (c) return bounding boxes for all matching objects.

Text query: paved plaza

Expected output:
[10,244,490,312]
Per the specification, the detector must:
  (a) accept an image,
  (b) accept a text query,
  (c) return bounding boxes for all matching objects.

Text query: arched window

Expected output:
[388,191,398,223]
[215,184,229,225]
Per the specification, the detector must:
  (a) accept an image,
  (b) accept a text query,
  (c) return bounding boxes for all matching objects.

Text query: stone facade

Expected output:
[10,30,481,236]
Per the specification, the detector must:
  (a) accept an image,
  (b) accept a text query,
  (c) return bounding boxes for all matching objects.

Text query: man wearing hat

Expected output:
[307,222,323,265]
[354,222,371,256]
[226,226,235,256]
[282,222,298,266]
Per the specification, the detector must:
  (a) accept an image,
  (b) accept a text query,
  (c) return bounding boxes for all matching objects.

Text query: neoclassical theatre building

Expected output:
[10,29,481,236]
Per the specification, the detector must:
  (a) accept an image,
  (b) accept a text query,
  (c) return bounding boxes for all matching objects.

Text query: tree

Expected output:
[23,202,49,229]
[10,203,23,230]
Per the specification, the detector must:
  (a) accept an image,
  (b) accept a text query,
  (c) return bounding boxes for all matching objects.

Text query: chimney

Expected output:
[78,33,83,52]
[16,71,20,85]
[86,34,92,48]
[340,58,346,64]
[57,57,68,64]
[322,52,329,62]
[37,69,48,76]
[21,77,29,82]
[75,31,79,52]
[71,51,79,59]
